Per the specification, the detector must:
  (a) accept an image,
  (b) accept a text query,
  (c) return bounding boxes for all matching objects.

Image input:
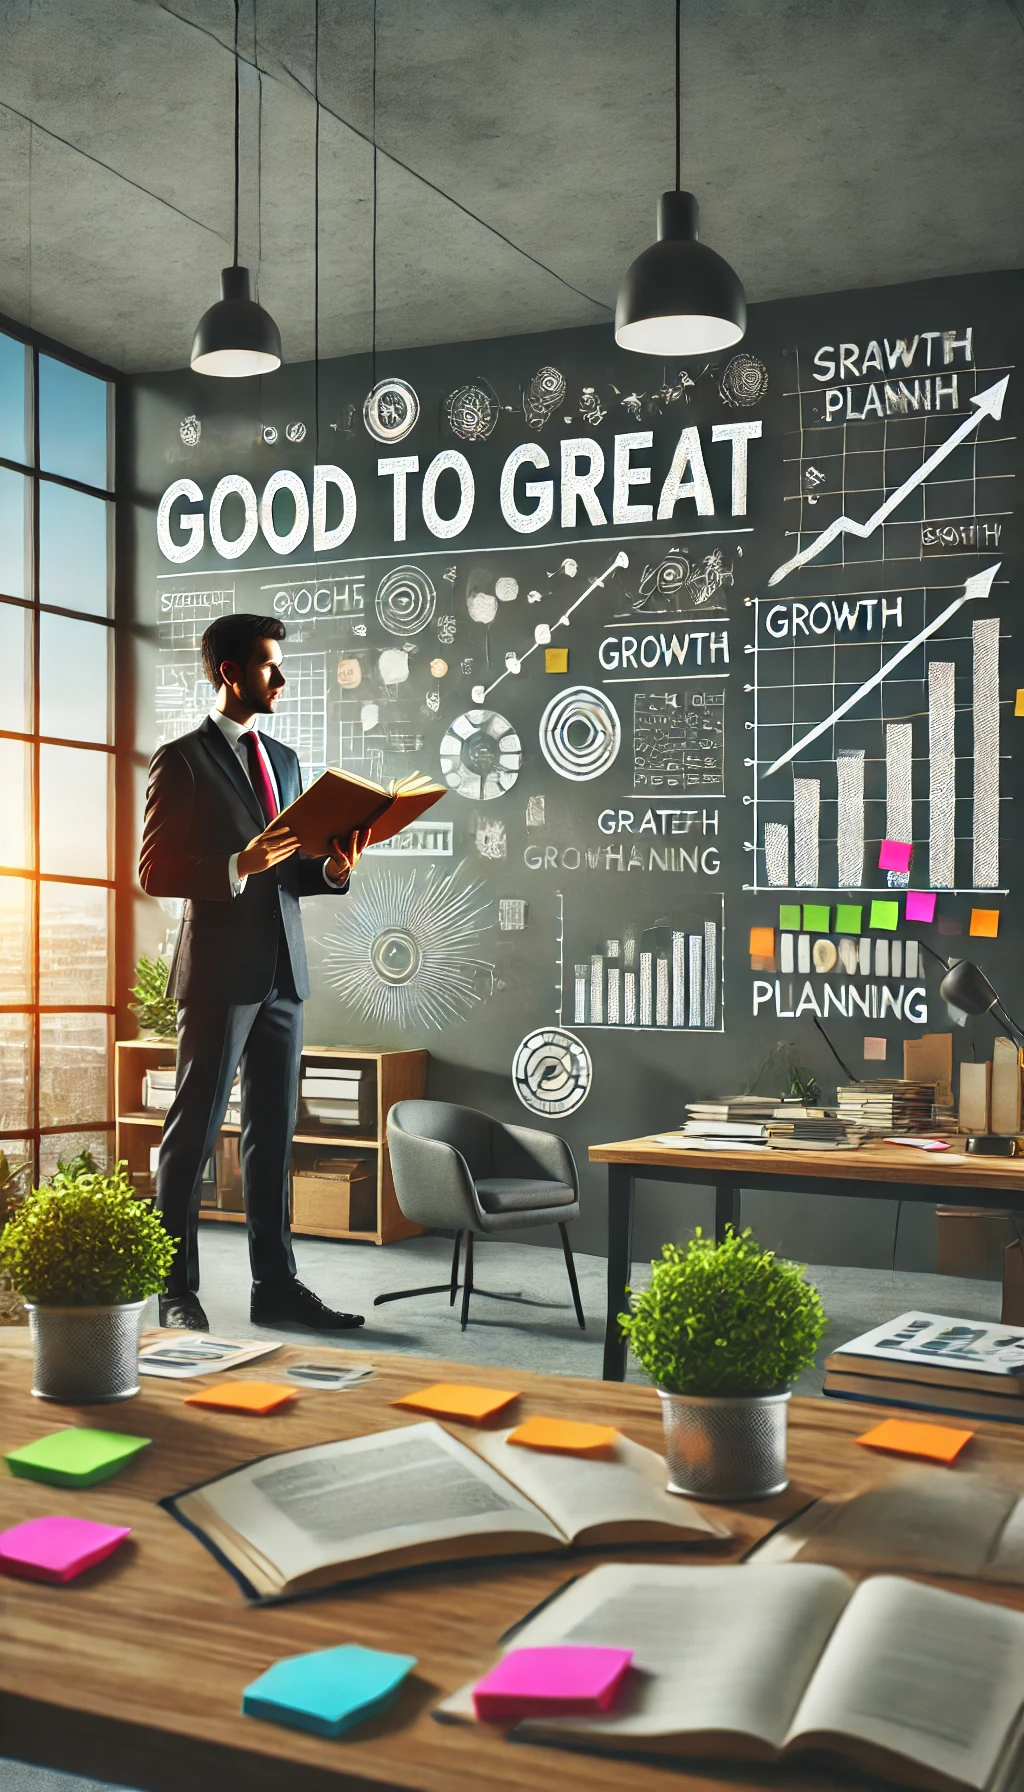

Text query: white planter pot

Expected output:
[26,1301,146,1403]
[658,1387,790,1500]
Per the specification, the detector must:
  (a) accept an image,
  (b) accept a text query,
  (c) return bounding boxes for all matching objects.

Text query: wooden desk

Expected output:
[589,1135,1024,1380]
[4,1335,1024,1792]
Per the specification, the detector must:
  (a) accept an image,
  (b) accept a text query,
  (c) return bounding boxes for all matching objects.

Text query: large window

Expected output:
[0,328,115,1181]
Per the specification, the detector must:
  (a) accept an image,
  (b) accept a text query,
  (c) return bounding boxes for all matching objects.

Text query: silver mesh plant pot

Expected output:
[658,1388,790,1500]
[26,1301,146,1403]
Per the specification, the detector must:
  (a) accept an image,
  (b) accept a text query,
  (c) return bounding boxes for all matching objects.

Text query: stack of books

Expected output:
[300,1064,364,1128]
[765,1105,866,1151]
[823,1310,1024,1421]
[677,1098,864,1151]
[835,1079,939,1135]
[141,1067,176,1111]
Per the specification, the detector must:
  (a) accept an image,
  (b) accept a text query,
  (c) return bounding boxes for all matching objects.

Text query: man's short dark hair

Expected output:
[201,614,286,689]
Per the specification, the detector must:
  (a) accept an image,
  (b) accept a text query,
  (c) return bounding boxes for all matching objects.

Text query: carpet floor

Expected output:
[3,1231,1004,1792]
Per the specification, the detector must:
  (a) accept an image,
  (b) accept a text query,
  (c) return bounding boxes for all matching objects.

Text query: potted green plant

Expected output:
[0,1151,177,1402]
[0,1149,32,1326]
[129,953,177,1039]
[619,1227,826,1500]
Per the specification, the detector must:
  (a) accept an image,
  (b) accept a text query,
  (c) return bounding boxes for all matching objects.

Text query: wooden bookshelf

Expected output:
[114,1041,427,1245]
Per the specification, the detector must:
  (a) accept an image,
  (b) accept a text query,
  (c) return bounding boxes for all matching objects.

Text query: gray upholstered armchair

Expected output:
[376,1100,585,1331]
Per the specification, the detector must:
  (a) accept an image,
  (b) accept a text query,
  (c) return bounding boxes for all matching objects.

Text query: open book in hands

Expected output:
[162,1421,730,1601]
[437,1561,1024,1792]
[274,768,446,855]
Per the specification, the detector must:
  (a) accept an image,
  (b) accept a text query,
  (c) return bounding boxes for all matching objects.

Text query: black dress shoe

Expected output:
[250,1278,364,1331]
[158,1293,210,1331]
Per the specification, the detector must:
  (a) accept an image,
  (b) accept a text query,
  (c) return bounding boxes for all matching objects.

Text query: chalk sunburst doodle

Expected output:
[319,865,494,1029]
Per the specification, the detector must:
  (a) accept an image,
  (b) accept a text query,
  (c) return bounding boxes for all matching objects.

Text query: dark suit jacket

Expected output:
[139,718,347,1005]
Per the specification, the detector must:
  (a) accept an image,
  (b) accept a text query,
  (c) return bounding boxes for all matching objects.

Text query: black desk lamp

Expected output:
[939,959,1024,1051]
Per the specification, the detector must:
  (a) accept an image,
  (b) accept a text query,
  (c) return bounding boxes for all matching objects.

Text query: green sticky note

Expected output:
[778,905,801,931]
[869,900,899,931]
[802,905,830,933]
[5,1428,151,1489]
[835,904,863,934]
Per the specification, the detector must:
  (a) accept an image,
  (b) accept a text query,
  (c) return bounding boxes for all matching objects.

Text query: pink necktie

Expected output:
[240,731,279,824]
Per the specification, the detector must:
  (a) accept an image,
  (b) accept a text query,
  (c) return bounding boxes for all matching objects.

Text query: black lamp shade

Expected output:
[191,266,282,377]
[615,191,746,358]
[938,958,1000,1017]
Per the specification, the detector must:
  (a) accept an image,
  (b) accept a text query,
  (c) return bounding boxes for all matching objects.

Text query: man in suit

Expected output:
[139,613,369,1332]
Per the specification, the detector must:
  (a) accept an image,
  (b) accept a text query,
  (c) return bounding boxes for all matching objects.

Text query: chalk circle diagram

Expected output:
[512,1027,593,1117]
[523,366,566,430]
[719,353,768,407]
[179,414,201,447]
[375,563,437,635]
[285,421,307,443]
[320,864,493,1030]
[261,424,279,445]
[445,379,499,442]
[440,708,522,800]
[539,686,621,782]
[363,378,420,444]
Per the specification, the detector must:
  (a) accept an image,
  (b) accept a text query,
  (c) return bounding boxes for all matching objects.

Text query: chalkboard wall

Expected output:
[124,268,1022,1268]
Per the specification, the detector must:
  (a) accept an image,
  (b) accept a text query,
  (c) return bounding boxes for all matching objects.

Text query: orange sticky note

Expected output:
[970,909,1000,938]
[856,1417,974,1464]
[749,926,775,957]
[1015,690,1024,717]
[545,647,569,674]
[184,1381,297,1415]
[392,1383,519,1423]
[507,1417,618,1457]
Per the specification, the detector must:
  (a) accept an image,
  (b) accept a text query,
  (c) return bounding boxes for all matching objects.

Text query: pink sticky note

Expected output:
[879,840,913,873]
[905,890,937,923]
[472,1646,633,1721]
[0,1515,131,1584]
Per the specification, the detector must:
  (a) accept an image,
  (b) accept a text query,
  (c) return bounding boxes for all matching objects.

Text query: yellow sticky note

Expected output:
[184,1381,297,1415]
[392,1383,519,1423]
[857,1417,974,1465]
[507,1417,618,1457]
[545,647,569,674]
[970,909,1000,938]
[1015,690,1024,717]
[749,926,775,957]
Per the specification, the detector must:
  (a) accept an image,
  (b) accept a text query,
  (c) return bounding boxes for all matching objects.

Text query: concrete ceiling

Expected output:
[0,0,1021,374]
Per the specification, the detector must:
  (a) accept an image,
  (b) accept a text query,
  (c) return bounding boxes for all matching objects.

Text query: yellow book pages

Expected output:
[391,1383,519,1423]
[184,1381,298,1415]
[507,1416,619,1457]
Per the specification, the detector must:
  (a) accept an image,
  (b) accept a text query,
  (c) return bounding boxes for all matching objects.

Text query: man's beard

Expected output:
[241,675,280,714]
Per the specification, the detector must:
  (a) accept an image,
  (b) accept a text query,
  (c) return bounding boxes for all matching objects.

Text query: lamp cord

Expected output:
[372,0,378,388]
[674,0,681,190]
[232,0,240,266]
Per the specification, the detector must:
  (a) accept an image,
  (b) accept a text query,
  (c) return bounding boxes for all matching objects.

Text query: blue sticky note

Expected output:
[242,1644,417,1738]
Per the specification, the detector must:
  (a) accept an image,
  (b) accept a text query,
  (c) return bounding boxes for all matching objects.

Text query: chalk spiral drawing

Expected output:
[363,378,420,444]
[285,421,307,443]
[374,563,437,635]
[719,354,769,407]
[633,549,734,615]
[523,366,566,431]
[445,380,499,441]
[512,1027,592,1116]
[439,708,522,800]
[261,424,278,445]
[320,864,493,1029]
[539,686,622,783]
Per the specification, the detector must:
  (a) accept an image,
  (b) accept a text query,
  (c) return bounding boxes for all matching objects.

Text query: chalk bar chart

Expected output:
[561,896,724,1032]
[751,570,1005,893]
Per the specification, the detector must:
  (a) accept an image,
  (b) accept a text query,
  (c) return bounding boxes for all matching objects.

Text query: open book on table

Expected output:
[163,1421,730,1600]
[750,1464,1024,1585]
[436,1561,1024,1792]
[274,767,445,854]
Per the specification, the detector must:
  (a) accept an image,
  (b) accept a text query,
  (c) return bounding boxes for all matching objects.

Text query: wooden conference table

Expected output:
[591,1134,1024,1380]
[5,1334,1024,1792]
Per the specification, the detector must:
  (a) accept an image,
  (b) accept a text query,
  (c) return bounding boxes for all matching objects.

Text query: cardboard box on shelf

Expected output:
[292,1159,376,1234]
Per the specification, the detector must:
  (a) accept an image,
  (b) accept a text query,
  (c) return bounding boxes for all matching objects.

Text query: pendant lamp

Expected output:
[615,0,745,357]
[191,0,281,377]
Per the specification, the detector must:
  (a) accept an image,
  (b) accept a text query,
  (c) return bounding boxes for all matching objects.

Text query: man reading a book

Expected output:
[139,614,370,1333]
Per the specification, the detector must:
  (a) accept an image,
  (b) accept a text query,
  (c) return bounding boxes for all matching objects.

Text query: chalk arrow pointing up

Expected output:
[763,563,1001,778]
[769,375,1009,586]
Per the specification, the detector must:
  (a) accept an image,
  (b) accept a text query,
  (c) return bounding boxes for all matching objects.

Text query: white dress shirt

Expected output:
[208,709,344,897]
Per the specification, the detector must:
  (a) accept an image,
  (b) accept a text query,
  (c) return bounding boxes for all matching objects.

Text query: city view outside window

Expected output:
[0,327,115,1181]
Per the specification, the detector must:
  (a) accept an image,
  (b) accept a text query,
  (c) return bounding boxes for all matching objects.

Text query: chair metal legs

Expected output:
[559,1222,586,1330]
[460,1231,474,1331]
[373,1231,463,1310]
[449,1230,462,1305]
